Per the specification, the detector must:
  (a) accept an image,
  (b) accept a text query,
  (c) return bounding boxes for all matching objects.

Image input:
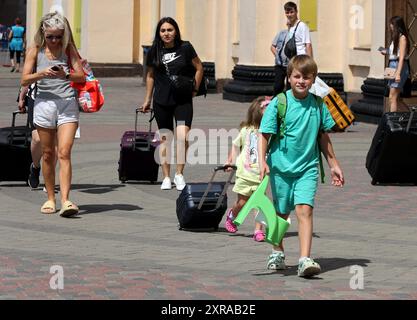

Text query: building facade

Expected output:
[25,0,417,95]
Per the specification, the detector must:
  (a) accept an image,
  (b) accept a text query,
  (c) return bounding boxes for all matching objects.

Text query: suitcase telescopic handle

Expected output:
[11,110,30,146]
[406,106,416,133]
[197,165,238,210]
[134,108,155,151]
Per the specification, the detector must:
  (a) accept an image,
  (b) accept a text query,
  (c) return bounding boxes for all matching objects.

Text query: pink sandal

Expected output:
[224,209,238,233]
[253,230,265,242]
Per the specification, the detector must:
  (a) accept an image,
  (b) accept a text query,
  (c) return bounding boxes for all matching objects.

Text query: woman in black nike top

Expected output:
[140,17,203,191]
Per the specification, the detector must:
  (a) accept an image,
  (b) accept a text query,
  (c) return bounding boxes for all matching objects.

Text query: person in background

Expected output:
[271,2,313,95]
[381,16,411,112]
[271,27,290,95]
[8,17,25,73]
[17,84,42,189]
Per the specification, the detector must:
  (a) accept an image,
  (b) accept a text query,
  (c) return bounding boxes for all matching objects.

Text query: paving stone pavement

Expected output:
[1,65,417,300]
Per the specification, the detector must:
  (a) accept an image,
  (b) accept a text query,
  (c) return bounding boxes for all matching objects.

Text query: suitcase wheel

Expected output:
[120,177,127,183]
[371,179,377,186]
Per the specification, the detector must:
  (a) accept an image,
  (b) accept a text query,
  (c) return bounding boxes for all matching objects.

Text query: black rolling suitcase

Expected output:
[118,109,160,183]
[176,165,237,230]
[366,107,417,185]
[0,111,32,184]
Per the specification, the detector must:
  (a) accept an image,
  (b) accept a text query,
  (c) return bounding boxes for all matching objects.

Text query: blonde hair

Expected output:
[240,96,267,129]
[287,54,318,78]
[34,11,74,52]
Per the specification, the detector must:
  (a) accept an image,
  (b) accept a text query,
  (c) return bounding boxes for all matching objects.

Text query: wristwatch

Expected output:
[65,72,70,80]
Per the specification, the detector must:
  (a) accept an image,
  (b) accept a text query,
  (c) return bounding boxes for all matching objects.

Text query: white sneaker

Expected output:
[161,177,172,190]
[174,174,186,191]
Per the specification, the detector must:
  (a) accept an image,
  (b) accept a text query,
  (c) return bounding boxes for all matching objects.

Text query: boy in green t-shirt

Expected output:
[259,55,345,277]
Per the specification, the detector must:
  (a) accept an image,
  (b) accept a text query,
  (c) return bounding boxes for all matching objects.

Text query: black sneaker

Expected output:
[28,163,41,189]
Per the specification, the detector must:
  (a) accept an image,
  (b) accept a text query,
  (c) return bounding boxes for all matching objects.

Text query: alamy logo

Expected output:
[162,53,181,64]
[49,265,64,290]
[349,265,364,290]
[350,5,364,30]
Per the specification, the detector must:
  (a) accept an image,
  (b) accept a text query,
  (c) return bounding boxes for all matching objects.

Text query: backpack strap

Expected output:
[314,94,326,184]
[277,92,287,139]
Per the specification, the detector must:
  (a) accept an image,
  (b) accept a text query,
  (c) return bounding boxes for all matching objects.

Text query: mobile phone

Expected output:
[378,46,386,52]
[51,65,61,71]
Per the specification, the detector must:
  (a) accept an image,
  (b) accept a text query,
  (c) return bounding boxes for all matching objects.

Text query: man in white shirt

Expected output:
[271,1,313,94]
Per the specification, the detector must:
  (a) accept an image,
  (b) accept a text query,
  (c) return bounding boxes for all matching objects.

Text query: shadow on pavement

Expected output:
[228,231,320,239]
[71,184,126,194]
[78,204,143,215]
[253,257,371,278]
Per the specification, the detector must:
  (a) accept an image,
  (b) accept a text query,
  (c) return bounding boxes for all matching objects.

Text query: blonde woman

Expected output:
[21,12,84,217]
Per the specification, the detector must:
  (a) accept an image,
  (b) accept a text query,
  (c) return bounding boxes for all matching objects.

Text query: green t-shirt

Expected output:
[259,90,335,177]
[233,126,261,183]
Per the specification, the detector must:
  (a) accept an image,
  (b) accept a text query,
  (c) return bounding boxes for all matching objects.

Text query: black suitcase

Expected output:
[0,111,32,183]
[366,107,417,185]
[118,108,160,183]
[176,165,237,230]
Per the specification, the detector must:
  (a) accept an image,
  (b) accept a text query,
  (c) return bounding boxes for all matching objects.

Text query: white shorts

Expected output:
[34,97,79,129]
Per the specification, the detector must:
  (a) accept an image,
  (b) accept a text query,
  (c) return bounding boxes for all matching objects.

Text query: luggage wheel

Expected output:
[371,179,377,186]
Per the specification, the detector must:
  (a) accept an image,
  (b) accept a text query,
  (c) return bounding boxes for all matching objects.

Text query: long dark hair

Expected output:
[148,17,183,68]
[390,16,410,55]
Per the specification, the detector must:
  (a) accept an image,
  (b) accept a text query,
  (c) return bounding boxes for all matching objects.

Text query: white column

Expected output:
[368,0,386,78]
[160,0,176,17]
[238,0,257,65]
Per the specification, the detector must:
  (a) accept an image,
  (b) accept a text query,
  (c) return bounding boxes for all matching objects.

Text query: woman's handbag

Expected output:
[168,74,194,97]
[163,59,194,98]
[67,50,105,113]
[284,21,301,60]
[384,67,396,80]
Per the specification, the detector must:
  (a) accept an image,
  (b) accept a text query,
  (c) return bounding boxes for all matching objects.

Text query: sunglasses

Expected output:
[45,35,63,40]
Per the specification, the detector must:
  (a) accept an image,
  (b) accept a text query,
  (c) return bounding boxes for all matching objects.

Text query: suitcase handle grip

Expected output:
[406,106,416,133]
[133,108,155,151]
[197,165,237,210]
[11,110,30,146]
[214,165,237,172]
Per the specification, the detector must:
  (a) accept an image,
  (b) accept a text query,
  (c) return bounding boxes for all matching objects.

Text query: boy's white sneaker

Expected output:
[161,177,172,190]
[174,174,186,191]
[297,258,321,278]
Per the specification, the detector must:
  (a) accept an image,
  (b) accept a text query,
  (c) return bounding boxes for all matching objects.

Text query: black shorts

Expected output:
[153,100,193,132]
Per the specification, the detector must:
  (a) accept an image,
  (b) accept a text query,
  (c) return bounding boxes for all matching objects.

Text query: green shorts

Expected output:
[232,176,260,197]
[270,167,318,214]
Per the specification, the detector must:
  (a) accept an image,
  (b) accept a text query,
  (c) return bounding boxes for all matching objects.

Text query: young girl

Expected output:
[224,96,272,242]
[381,16,411,112]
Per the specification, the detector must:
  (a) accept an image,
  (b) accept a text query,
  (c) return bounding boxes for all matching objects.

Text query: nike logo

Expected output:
[163,53,181,64]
